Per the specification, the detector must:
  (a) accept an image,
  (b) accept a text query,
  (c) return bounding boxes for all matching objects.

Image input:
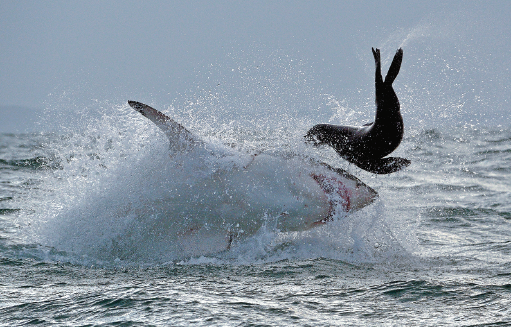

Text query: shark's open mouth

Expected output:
[311,173,352,224]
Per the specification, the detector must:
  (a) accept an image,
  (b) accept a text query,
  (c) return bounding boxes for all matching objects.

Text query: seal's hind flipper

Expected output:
[353,157,410,174]
[384,48,403,85]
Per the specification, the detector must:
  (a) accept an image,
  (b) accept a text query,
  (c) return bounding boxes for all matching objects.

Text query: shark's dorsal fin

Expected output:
[128,101,203,151]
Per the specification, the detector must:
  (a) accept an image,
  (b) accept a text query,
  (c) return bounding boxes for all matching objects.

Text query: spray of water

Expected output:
[14,48,421,267]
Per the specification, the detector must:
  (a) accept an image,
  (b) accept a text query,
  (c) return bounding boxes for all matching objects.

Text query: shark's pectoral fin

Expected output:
[128,101,203,151]
[353,157,410,174]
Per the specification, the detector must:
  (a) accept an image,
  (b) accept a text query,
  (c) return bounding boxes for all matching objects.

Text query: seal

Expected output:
[305,48,410,174]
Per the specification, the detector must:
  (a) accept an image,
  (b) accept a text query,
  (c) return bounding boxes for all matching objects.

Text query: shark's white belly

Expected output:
[191,154,331,233]
[129,153,376,258]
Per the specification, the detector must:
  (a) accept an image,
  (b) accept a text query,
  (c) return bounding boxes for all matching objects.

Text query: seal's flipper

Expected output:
[128,101,203,151]
[372,48,383,85]
[353,157,411,175]
[384,48,403,85]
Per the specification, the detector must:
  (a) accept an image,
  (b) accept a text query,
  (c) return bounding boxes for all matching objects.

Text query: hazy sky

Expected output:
[1,1,510,131]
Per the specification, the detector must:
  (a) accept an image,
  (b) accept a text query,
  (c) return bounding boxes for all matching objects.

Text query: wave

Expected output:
[6,104,509,267]
[0,102,418,266]
[0,157,62,170]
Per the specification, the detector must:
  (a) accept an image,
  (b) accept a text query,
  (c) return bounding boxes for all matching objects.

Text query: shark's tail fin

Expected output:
[384,48,403,85]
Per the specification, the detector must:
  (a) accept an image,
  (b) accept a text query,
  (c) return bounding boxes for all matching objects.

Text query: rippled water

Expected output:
[1,114,510,325]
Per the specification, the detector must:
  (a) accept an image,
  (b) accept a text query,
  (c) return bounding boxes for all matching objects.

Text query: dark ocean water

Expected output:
[1,118,510,326]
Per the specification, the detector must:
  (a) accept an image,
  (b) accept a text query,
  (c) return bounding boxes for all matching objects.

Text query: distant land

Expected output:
[0,106,43,133]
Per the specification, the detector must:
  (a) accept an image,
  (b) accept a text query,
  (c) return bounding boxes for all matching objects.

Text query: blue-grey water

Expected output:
[1,104,510,326]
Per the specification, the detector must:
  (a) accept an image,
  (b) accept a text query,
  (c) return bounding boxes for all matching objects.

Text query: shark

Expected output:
[125,101,378,257]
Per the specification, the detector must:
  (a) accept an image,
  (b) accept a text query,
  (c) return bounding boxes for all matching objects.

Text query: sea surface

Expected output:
[1,105,510,326]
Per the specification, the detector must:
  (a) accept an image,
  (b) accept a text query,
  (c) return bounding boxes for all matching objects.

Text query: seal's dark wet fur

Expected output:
[305,48,410,174]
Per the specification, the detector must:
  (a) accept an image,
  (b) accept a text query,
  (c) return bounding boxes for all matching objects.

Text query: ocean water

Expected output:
[1,103,511,326]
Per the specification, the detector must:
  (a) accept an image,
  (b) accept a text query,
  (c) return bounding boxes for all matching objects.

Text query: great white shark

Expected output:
[126,100,378,256]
